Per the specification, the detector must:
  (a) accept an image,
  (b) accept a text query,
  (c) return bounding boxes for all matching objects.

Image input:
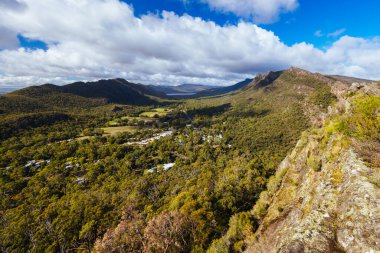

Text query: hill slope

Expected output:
[207,75,380,252]
[1,67,378,253]
[91,67,344,252]
[0,84,106,114]
[63,78,166,104]
[245,82,380,253]
[0,79,165,114]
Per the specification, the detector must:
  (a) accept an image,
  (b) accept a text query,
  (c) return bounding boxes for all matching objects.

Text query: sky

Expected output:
[0,0,380,88]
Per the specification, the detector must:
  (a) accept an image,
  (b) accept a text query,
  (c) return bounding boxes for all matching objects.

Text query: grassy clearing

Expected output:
[154,108,172,113]
[140,108,172,118]
[76,136,91,141]
[102,126,139,135]
[107,116,158,126]
[107,120,120,126]
[121,116,157,123]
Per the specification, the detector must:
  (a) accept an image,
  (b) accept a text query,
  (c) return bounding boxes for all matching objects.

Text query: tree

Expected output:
[93,206,145,253]
[143,211,194,253]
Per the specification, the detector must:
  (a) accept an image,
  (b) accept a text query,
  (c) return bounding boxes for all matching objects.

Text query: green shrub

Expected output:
[207,212,255,253]
[251,191,270,220]
[307,154,322,172]
[309,85,337,110]
[338,96,380,141]
[251,167,288,220]
[368,172,380,188]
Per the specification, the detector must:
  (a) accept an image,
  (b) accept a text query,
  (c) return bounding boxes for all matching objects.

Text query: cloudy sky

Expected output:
[0,0,380,88]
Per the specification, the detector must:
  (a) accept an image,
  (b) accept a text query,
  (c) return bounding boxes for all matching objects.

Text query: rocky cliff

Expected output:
[246,81,380,252]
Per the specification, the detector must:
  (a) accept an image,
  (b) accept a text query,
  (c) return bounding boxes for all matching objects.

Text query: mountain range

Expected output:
[149,83,218,95]
[1,69,377,116]
[0,78,166,114]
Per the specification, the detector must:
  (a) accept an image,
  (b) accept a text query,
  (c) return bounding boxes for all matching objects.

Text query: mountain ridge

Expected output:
[207,77,380,253]
[0,78,167,114]
[2,67,372,114]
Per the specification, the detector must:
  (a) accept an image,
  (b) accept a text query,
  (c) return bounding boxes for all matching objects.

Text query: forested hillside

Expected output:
[0,79,165,115]
[207,75,380,253]
[0,68,349,252]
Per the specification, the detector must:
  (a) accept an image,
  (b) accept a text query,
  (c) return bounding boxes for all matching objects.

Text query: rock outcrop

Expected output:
[246,82,380,253]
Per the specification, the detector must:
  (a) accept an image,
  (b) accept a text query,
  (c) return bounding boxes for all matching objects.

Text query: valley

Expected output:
[1,1,380,252]
[0,68,379,253]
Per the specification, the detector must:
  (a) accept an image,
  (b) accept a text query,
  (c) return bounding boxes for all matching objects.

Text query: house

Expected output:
[147,168,156,173]
[24,160,36,168]
[163,163,175,171]
[75,177,89,184]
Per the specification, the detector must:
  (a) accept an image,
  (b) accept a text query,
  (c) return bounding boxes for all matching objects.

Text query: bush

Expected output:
[251,191,270,220]
[207,212,255,253]
[354,140,380,168]
[309,85,336,110]
[338,96,380,141]
[143,211,194,253]
[307,154,322,172]
[369,172,380,188]
[251,167,288,220]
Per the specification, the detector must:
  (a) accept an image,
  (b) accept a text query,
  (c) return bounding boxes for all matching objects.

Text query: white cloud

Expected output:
[322,36,380,79]
[314,30,323,37]
[0,26,19,50]
[0,0,26,11]
[198,0,299,23]
[327,28,346,38]
[0,0,379,88]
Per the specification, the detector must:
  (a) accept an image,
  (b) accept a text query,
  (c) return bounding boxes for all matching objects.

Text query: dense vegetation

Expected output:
[0,68,340,252]
[337,95,380,169]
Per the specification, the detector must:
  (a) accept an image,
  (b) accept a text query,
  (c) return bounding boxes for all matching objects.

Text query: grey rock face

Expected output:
[246,83,380,253]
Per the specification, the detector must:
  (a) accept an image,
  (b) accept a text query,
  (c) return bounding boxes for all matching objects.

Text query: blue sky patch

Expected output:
[18,35,48,51]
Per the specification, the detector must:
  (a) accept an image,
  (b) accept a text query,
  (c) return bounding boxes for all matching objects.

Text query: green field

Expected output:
[121,116,157,123]
[107,120,120,126]
[106,108,173,126]
[101,126,139,135]
[140,108,171,117]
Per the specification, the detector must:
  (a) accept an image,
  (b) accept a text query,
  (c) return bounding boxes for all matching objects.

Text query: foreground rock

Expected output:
[246,82,380,253]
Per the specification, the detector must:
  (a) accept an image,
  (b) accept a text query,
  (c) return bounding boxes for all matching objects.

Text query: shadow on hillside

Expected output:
[187,103,231,117]
[227,107,271,118]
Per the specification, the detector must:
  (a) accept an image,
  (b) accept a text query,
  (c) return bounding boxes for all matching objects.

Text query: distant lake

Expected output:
[167,92,196,96]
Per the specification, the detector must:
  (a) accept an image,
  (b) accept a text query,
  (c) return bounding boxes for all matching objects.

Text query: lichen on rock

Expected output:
[244,82,380,253]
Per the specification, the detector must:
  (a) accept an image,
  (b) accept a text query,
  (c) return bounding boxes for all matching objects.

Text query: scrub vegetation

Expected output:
[0,68,347,252]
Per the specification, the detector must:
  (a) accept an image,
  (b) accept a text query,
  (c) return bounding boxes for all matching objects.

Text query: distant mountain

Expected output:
[62,78,166,104]
[153,71,285,99]
[0,79,165,114]
[328,75,375,84]
[1,71,376,115]
[191,71,283,98]
[149,84,218,95]
[191,68,375,98]
[192,78,254,97]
